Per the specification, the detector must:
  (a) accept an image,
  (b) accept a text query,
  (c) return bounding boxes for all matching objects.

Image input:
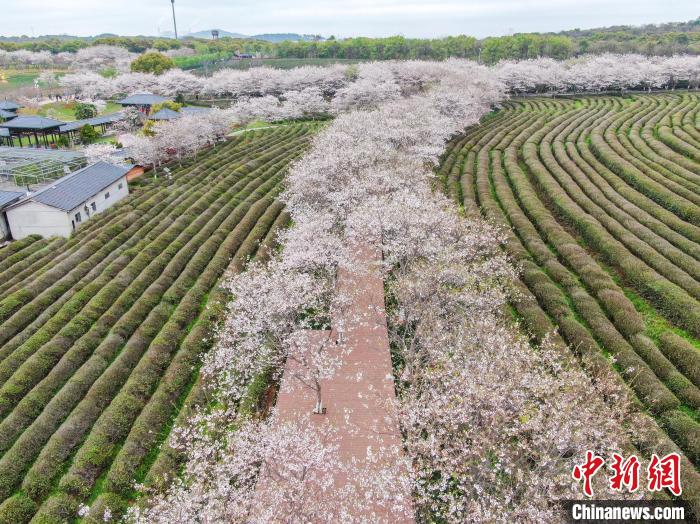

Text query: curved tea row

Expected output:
[0,123,317,523]
[439,93,700,512]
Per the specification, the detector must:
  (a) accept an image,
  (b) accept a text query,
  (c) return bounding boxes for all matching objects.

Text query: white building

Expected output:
[5,162,129,240]
[0,191,23,240]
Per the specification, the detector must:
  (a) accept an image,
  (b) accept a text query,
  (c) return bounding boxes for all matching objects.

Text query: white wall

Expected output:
[6,175,129,240]
[0,213,10,240]
[69,176,128,223]
[6,201,72,240]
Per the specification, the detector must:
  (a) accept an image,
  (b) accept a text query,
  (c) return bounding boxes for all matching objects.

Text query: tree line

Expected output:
[1,18,699,64]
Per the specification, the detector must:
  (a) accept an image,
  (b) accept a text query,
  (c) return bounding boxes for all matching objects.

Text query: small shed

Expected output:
[0,190,23,240]
[117,93,170,114]
[5,161,129,239]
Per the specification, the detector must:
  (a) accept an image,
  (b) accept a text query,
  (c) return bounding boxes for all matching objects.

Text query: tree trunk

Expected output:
[313,377,324,414]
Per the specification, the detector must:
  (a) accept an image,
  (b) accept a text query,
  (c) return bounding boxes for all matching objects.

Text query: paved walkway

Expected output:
[265,242,414,522]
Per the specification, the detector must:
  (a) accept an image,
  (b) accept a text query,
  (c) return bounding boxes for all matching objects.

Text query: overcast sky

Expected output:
[1,0,697,39]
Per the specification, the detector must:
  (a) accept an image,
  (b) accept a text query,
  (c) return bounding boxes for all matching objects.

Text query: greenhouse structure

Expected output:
[0,147,87,188]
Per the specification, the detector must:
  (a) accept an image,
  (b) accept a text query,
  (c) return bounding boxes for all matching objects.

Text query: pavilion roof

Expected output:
[0,116,66,131]
[117,93,169,106]
[0,100,21,111]
[58,112,124,133]
[0,109,16,120]
[149,108,181,121]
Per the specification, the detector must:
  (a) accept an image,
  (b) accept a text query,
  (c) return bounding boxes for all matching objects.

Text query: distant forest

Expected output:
[1,18,699,64]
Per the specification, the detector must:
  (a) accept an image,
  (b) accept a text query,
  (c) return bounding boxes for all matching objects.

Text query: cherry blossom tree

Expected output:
[130,134,167,174]
[495,53,700,94]
[124,58,672,523]
[70,45,137,72]
[127,412,411,524]
[113,107,145,133]
[82,143,118,164]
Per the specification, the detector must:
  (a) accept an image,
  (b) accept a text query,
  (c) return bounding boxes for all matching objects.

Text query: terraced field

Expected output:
[0,123,317,523]
[440,93,700,507]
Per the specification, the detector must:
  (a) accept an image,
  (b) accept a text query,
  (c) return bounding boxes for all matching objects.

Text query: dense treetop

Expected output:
[1,18,699,66]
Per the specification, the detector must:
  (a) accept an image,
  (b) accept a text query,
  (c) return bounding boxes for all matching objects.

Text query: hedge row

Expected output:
[0,237,59,277]
[0,125,315,522]
[31,175,290,522]
[88,197,287,521]
[0,238,66,299]
[525,108,700,407]
[444,98,700,515]
[565,140,700,261]
[633,97,700,180]
[0,133,308,411]
[0,236,42,265]
[524,122,700,339]
[0,134,310,510]
[540,109,700,407]
[658,332,700,389]
[0,126,309,521]
[548,123,700,292]
[0,159,261,452]
[0,126,309,361]
[0,180,202,373]
[498,117,684,413]
[590,113,700,225]
[0,159,258,498]
[660,124,700,163]
[617,97,697,185]
[140,201,289,496]
[0,127,298,320]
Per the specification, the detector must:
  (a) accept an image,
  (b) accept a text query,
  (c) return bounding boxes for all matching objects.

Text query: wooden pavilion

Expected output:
[117,93,170,114]
[0,100,22,124]
[0,116,66,147]
[0,100,22,113]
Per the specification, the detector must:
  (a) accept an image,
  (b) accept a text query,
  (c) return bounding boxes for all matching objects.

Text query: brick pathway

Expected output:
[268,242,414,522]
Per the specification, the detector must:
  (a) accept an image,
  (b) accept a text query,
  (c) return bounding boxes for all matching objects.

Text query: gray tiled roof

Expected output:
[59,112,124,133]
[0,191,23,209]
[0,109,16,120]
[0,116,65,130]
[9,161,129,212]
[118,93,169,106]
[0,100,21,111]
[149,108,181,121]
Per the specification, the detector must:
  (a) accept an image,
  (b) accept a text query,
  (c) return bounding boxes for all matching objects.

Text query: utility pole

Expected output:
[171,0,178,40]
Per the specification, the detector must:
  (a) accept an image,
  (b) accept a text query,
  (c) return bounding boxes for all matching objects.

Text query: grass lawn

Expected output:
[0,69,39,93]
[18,101,122,122]
[93,135,120,145]
[0,68,68,94]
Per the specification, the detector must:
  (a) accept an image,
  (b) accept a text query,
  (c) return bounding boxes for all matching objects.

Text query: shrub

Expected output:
[74,102,97,120]
[658,332,700,388]
[79,124,100,144]
[130,52,175,75]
